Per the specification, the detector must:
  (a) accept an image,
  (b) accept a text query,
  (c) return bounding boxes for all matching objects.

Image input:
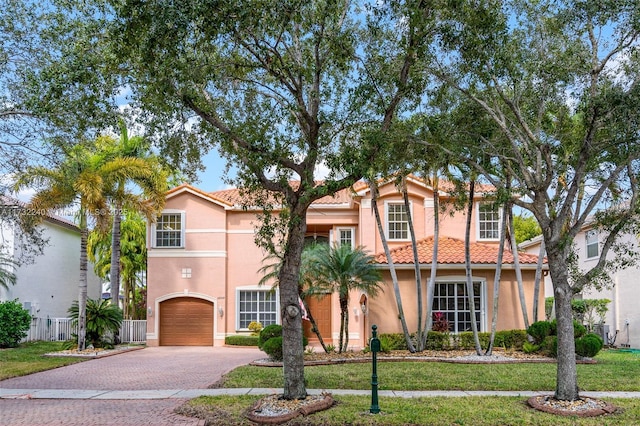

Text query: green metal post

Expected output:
[369,324,380,414]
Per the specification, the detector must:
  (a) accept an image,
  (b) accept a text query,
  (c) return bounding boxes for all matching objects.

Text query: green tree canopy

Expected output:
[424,0,640,401]
[513,214,542,245]
[107,0,433,399]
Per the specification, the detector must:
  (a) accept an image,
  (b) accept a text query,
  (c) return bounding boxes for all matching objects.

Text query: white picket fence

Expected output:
[24,317,147,343]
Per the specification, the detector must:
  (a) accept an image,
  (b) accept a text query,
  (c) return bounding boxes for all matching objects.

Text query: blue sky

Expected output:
[194,150,236,192]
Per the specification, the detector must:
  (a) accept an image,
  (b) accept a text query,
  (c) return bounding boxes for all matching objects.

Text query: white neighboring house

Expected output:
[520,229,640,349]
[0,209,102,320]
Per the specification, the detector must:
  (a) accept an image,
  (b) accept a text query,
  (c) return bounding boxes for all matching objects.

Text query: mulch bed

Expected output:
[245,393,334,425]
[528,395,619,417]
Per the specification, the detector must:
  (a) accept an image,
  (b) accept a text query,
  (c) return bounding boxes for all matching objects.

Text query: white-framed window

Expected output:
[386,201,410,240]
[432,280,485,333]
[586,230,599,259]
[153,211,185,248]
[477,202,500,240]
[237,289,279,330]
[337,227,355,248]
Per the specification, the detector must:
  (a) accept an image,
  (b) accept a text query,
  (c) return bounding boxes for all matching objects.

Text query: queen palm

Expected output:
[15,144,111,350]
[305,244,383,353]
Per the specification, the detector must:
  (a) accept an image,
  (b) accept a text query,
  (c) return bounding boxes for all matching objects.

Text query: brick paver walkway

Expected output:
[0,346,263,425]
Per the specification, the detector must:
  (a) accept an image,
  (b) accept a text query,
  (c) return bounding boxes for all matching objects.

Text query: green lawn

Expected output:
[0,341,87,380]
[218,349,640,392]
[180,350,640,425]
[178,395,640,425]
[3,343,638,425]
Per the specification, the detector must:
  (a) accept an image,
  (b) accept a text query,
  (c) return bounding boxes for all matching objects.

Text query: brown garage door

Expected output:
[159,297,214,346]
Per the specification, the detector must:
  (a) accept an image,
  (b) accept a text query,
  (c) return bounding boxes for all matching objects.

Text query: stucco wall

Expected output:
[367,268,544,338]
[576,229,640,349]
[0,220,101,319]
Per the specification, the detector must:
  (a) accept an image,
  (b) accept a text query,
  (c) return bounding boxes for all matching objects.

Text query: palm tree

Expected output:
[258,245,332,353]
[15,144,111,350]
[97,125,167,308]
[88,211,148,319]
[68,298,123,348]
[305,244,383,353]
[0,251,17,290]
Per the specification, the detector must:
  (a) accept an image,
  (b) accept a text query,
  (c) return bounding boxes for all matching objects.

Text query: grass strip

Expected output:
[219,350,640,392]
[0,341,87,380]
[177,395,640,425]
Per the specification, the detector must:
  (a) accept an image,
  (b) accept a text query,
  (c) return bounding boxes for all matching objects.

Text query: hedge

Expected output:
[376,330,527,351]
[225,335,259,346]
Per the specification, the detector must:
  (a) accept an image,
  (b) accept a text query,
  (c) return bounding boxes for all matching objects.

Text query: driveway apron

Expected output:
[0,346,264,425]
[1,346,263,391]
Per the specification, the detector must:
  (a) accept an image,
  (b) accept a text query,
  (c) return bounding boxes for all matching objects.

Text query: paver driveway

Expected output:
[0,346,264,425]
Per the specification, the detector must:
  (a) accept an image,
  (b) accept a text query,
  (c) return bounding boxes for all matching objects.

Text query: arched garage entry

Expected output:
[159,297,214,346]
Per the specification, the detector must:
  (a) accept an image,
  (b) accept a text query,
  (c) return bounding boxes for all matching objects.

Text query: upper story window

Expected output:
[337,227,354,248]
[386,202,409,240]
[153,212,184,248]
[477,202,500,240]
[586,230,599,259]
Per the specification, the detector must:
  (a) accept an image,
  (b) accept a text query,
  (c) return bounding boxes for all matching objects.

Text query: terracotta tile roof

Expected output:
[166,184,235,207]
[170,175,496,209]
[354,174,497,196]
[374,236,545,266]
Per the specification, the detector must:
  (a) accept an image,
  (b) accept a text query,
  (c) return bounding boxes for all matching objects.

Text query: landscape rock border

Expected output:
[43,345,144,359]
[527,395,618,417]
[249,349,597,367]
[244,393,334,425]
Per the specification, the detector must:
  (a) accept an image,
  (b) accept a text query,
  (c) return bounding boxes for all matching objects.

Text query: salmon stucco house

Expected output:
[145,176,545,347]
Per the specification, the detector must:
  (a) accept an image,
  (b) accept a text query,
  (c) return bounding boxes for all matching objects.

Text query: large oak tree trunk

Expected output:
[547,248,579,401]
[279,211,308,400]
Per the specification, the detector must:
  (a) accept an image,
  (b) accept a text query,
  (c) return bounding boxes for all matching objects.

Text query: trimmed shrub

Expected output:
[575,333,604,358]
[0,300,31,348]
[258,324,283,349]
[225,335,259,346]
[258,324,309,359]
[495,329,527,350]
[262,336,284,361]
[574,320,587,339]
[549,319,587,339]
[542,335,558,357]
[527,321,553,344]
[426,331,450,350]
[458,332,490,350]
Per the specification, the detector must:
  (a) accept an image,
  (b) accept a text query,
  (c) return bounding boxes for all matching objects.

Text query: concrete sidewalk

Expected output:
[3,387,640,400]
